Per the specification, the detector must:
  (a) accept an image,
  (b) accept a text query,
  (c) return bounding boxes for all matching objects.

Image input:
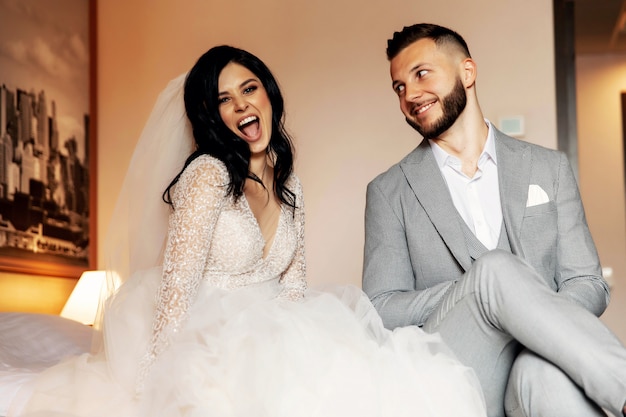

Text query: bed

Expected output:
[0,313,620,417]
[0,313,94,416]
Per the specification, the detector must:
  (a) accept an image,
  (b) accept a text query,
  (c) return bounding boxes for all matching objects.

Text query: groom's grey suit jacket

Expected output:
[362,128,610,329]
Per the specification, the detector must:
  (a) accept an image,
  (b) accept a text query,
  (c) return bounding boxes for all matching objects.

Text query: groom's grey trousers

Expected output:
[422,250,626,417]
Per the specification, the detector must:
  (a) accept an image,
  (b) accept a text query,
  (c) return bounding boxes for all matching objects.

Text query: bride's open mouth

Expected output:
[238,115,261,140]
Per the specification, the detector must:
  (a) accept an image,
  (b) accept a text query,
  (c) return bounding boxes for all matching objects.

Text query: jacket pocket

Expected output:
[523,200,556,217]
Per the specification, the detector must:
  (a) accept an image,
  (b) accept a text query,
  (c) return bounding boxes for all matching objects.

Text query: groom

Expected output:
[362,23,626,417]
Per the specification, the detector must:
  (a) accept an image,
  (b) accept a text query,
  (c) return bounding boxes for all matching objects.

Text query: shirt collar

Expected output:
[429,119,497,169]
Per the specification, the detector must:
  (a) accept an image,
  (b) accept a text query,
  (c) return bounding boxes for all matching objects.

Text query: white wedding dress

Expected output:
[9,76,487,417]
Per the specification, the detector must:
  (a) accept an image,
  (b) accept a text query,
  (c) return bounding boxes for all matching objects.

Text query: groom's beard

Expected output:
[406,78,467,140]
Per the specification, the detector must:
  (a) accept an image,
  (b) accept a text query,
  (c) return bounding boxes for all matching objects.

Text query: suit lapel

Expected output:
[494,130,531,258]
[400,141,473,272]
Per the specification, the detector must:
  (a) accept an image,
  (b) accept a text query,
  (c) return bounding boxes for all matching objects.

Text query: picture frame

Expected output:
[622,92,626,207]
[0,0,97,278]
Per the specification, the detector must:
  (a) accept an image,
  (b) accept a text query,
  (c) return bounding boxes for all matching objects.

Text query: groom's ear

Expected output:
[460,58,477,89]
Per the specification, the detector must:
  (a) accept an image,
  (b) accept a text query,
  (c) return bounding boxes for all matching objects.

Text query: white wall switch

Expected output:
[499,116,525,137]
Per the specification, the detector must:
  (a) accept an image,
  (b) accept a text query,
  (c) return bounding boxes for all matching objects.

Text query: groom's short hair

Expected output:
[386,23,471,60]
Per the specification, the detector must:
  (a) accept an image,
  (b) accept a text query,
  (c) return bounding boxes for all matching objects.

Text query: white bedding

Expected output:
[0,313,94,416]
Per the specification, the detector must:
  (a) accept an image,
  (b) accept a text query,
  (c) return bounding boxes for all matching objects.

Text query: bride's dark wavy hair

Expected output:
[163,45,296,209]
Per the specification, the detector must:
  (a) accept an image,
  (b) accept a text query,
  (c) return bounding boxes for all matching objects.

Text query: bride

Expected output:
[10,45,487,417]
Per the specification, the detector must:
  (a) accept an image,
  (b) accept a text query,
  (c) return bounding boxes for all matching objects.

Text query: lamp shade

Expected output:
[60,270,106,325]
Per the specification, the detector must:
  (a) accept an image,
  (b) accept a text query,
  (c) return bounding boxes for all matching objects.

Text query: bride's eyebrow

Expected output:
[218,78,258,96]
[239,78,258,88]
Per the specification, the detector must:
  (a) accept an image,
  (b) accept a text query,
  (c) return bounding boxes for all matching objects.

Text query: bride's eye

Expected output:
[243,85,257,95]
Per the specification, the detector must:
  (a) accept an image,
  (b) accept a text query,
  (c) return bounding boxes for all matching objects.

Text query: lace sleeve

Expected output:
[136,156,228,393]
[277,175,307,300]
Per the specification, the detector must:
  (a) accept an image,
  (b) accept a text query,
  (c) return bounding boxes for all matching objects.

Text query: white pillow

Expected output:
[0,313,94,369]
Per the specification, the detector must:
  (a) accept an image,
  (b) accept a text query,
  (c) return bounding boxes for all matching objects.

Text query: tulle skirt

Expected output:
[10,267,486,417]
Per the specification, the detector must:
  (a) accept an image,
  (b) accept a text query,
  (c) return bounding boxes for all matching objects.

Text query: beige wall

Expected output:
[6,3,625,345]
[576,54,626,343]
[0,272,75,313]
[97,0,557,286]
[12,1,626,346]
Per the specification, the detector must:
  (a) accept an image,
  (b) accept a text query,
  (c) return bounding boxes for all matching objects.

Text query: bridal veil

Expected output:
[95,73,194,334]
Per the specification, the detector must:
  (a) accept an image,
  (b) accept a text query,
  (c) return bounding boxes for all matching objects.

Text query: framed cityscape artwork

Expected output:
[0,0,96,278]
[623,92,626,209]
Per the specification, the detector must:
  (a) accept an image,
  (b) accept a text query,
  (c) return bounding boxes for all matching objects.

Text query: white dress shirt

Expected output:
[429,121,503,250]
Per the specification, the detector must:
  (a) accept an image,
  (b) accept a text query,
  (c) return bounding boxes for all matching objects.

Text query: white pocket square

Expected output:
[526,184,550,207]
